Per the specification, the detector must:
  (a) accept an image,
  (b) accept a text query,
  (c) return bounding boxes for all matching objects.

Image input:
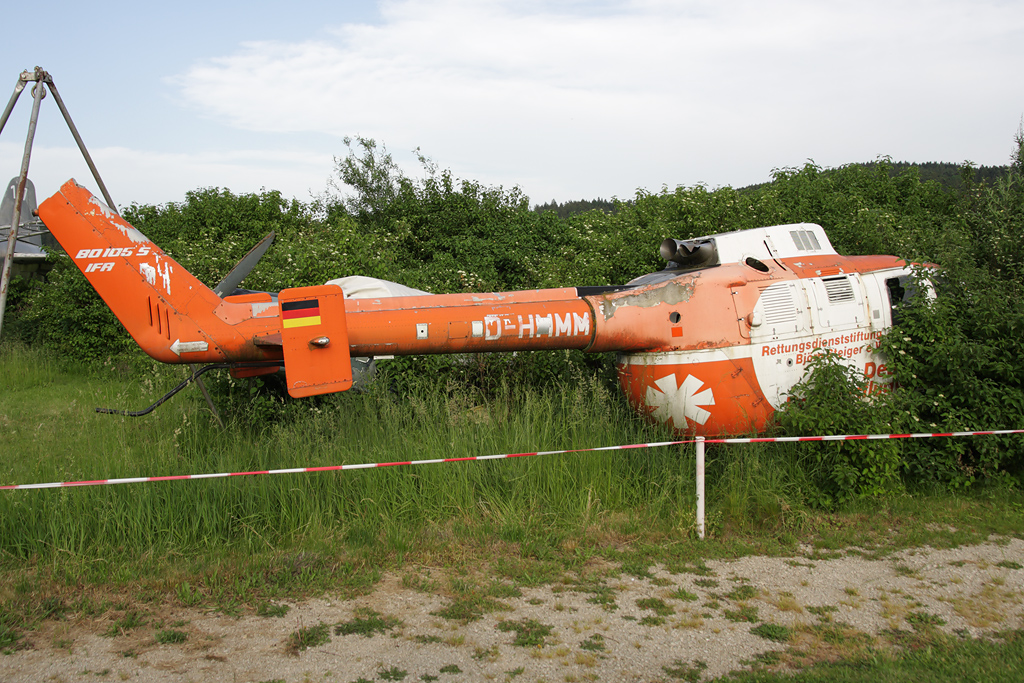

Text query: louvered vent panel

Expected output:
[789,229,822,252]
[823,276,855,303]
[760,286,797,325]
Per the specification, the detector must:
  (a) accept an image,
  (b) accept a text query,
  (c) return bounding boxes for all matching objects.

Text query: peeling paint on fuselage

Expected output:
[598,278,696,320]
[140,262,156,286]
[86,196,150,244]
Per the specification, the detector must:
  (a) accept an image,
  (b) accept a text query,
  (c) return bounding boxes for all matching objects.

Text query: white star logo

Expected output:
[646,374,716,427]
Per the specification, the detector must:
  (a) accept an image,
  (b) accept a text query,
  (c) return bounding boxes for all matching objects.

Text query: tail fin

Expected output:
[38,180,228,363]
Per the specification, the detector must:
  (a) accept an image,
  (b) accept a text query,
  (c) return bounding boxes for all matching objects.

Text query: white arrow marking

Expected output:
[646,373,716,427]
[170,339,209,356]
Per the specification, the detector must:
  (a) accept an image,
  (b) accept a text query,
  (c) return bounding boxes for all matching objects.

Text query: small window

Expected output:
[886,277,907,324]
[745,256,770,273]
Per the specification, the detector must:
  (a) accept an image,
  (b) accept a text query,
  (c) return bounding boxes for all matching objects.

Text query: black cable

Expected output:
[95,362,280,417]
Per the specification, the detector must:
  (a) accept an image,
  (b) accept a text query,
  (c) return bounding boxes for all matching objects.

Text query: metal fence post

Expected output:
[696,435,705,539]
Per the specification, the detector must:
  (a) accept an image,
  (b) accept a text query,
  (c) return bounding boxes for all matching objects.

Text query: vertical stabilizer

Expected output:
[38,180,228,363]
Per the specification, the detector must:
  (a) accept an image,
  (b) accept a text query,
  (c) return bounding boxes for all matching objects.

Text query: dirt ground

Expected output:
[3,538,1023,683]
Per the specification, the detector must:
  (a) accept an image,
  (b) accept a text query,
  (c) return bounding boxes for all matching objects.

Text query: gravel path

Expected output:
[3,538,1023,682]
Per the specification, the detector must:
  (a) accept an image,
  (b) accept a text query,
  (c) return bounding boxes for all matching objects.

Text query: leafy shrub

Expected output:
[775,350,907,506]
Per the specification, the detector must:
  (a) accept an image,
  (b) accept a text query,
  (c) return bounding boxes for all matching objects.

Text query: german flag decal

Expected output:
[281,299,322,329]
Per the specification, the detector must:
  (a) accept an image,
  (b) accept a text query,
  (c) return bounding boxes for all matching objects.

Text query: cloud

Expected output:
[169,0,1022,201]
[13,0,1020,208]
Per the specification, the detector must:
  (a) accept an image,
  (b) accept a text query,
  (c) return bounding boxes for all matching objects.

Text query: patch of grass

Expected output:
[497,618,554,647]
[578,584,618,611]
[637,597,675,616]
[379,666,408,681]
[807,605,839,618]
[675,611,704,629]
[743,650,782,667]
[402,572,440,593]
[175,581,202,606]
[487,581,523,599]
[439,664,462,674]
[580,633,605,651]
[472,644,500,661]
[996,560,1023,570]
[413,634,443,644]
[432,595,508,623]
[667,559,715,577]
[0,616,23,652]
[662,658,708,681]
[639,615,666,626]
[906,611,947,628]
[727,584,757,601]
[893,564,920,578]
[256,602,290,618]
[774,592,803,613]
[808,621,873,648]
[335,608,401,637]
[729,628,1024,682]
[103,610,148,637]
[751,623,792,642]
[494,557,563,587]
[286,622,330,654]
[669,588,699,602]
[155,629,188,644]
[621,559,654,579]
[724,605,759,622]
[694,578,719,588]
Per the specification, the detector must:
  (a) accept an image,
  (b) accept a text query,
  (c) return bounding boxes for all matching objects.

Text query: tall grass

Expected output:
[3,342,1023,579]
[2,344,734,561]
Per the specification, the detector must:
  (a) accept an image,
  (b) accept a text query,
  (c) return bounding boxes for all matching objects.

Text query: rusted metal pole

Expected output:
[0,69,47,338]
[0,72,29,138]
[696,436,705,539]
[190,363,224,429]
[44,78,115,210]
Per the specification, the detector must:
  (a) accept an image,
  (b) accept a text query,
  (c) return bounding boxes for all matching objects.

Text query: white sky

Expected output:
[1,0,1022,210]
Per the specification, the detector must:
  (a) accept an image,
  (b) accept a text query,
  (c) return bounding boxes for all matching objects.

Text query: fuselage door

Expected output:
[806,274,866,332]
[747,281,812,407]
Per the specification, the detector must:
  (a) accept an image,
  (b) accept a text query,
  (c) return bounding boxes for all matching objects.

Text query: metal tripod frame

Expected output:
[0,67,223,427]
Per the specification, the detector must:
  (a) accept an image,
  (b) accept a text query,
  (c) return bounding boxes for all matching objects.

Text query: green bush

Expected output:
[774,351,907,507]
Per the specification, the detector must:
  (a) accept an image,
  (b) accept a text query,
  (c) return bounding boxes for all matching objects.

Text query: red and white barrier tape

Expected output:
[0,440,683,490]
[705,429,1024,444]
[2,429,1022,491]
